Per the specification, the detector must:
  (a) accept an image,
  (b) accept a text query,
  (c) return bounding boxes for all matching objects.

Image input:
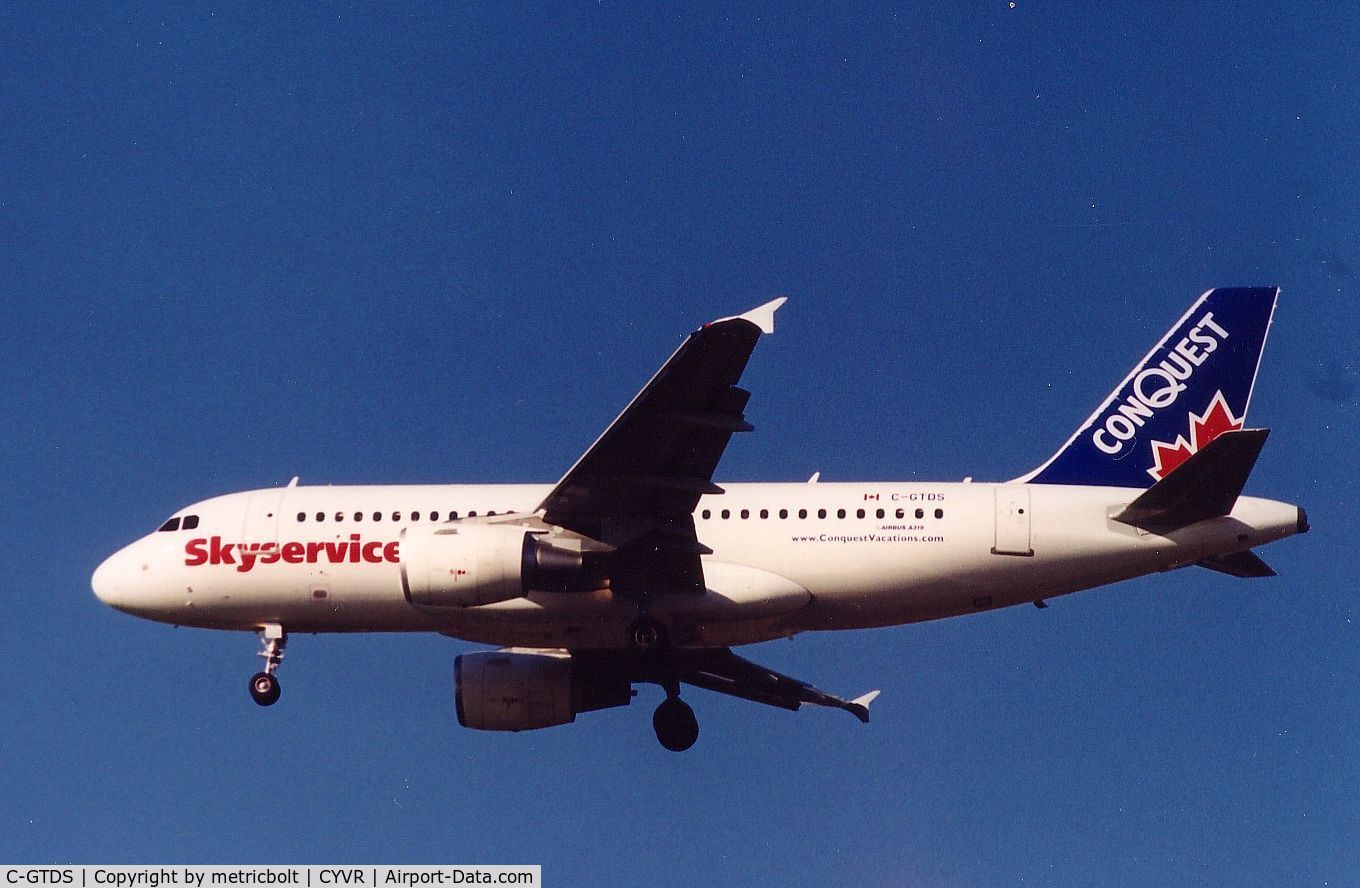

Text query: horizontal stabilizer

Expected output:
[1197,550,1277,578]
[1114,428,1269,531]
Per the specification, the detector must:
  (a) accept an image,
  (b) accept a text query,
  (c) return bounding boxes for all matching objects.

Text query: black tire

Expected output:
[653,698,699,752]
[249,671,281,707]
[627,618,667,650]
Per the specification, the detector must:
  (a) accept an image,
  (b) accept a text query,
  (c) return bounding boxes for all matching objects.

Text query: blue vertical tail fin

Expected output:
[1019,287,1278,489]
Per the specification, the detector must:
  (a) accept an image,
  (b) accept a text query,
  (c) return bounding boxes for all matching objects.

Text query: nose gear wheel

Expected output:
[249,624,287,707]
[249,671,281,706]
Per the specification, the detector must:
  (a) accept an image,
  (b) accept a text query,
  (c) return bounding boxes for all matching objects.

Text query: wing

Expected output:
[676,648,880,723]
[575,647,880,722]
[536,297,786,594]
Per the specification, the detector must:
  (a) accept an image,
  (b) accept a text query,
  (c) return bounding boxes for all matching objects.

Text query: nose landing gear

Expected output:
[652,683,698,752]
[248,624,286,707]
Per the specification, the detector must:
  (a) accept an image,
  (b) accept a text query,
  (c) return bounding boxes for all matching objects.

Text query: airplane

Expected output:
[93,287,1307,751]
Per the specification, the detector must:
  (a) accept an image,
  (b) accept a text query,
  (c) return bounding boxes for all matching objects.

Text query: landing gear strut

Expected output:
[249,624,286,707]
[652,683,699,752]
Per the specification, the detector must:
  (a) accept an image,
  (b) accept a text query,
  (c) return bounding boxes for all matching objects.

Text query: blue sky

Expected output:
[2,3,1356,884]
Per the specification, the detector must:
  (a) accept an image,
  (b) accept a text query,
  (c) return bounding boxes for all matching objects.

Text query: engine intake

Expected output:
[455,650,631,732]
[401,525,587,607]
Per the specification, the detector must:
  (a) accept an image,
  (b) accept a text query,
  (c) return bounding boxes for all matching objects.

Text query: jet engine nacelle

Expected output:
[400,524,585,607]
[454,650,631,732]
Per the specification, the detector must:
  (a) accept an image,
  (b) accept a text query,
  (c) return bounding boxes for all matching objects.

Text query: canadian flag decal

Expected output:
[1147,391,1244,481]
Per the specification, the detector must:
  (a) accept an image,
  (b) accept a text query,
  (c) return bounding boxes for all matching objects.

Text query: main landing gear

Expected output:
[652,682,699,752]
[248,624,286,707]
[626,618,699,751]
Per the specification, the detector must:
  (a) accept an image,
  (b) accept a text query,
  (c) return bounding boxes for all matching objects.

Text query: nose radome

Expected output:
[92,546,145,612]
[92,552,123,607]
[93,540,184,622]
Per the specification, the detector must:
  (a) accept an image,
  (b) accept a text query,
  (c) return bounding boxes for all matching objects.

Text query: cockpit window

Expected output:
[158,517,181,532]
[182,515,200,530]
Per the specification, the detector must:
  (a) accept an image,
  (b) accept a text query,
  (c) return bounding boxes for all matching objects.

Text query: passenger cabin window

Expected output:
[779,509,788,519]
[935,508,944,519]
[915,508,924,519]
[316,512,326,522]
[837,509,846,519]
[158,517,181,532]
[449,511,459,519]
[373,512,383,521]
[701,509,711,519]
[297,512,306,522]
[799,509,808,519]
[817,509,827,519]
[354,511,364,522]
[392,511,401,521]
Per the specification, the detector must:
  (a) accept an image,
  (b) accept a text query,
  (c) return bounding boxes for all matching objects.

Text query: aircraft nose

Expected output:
[92,546,143,612]
[92,551,125,607]
[93,539,186,621]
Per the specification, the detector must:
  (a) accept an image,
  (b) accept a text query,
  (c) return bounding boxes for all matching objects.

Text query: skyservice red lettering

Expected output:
[185,535,400,572]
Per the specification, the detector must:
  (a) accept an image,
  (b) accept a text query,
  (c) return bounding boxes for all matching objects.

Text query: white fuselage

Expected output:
[92,480,1303,649]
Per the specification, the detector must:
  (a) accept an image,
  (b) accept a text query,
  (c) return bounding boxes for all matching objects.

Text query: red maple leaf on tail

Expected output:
[1147,391,1244,481]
